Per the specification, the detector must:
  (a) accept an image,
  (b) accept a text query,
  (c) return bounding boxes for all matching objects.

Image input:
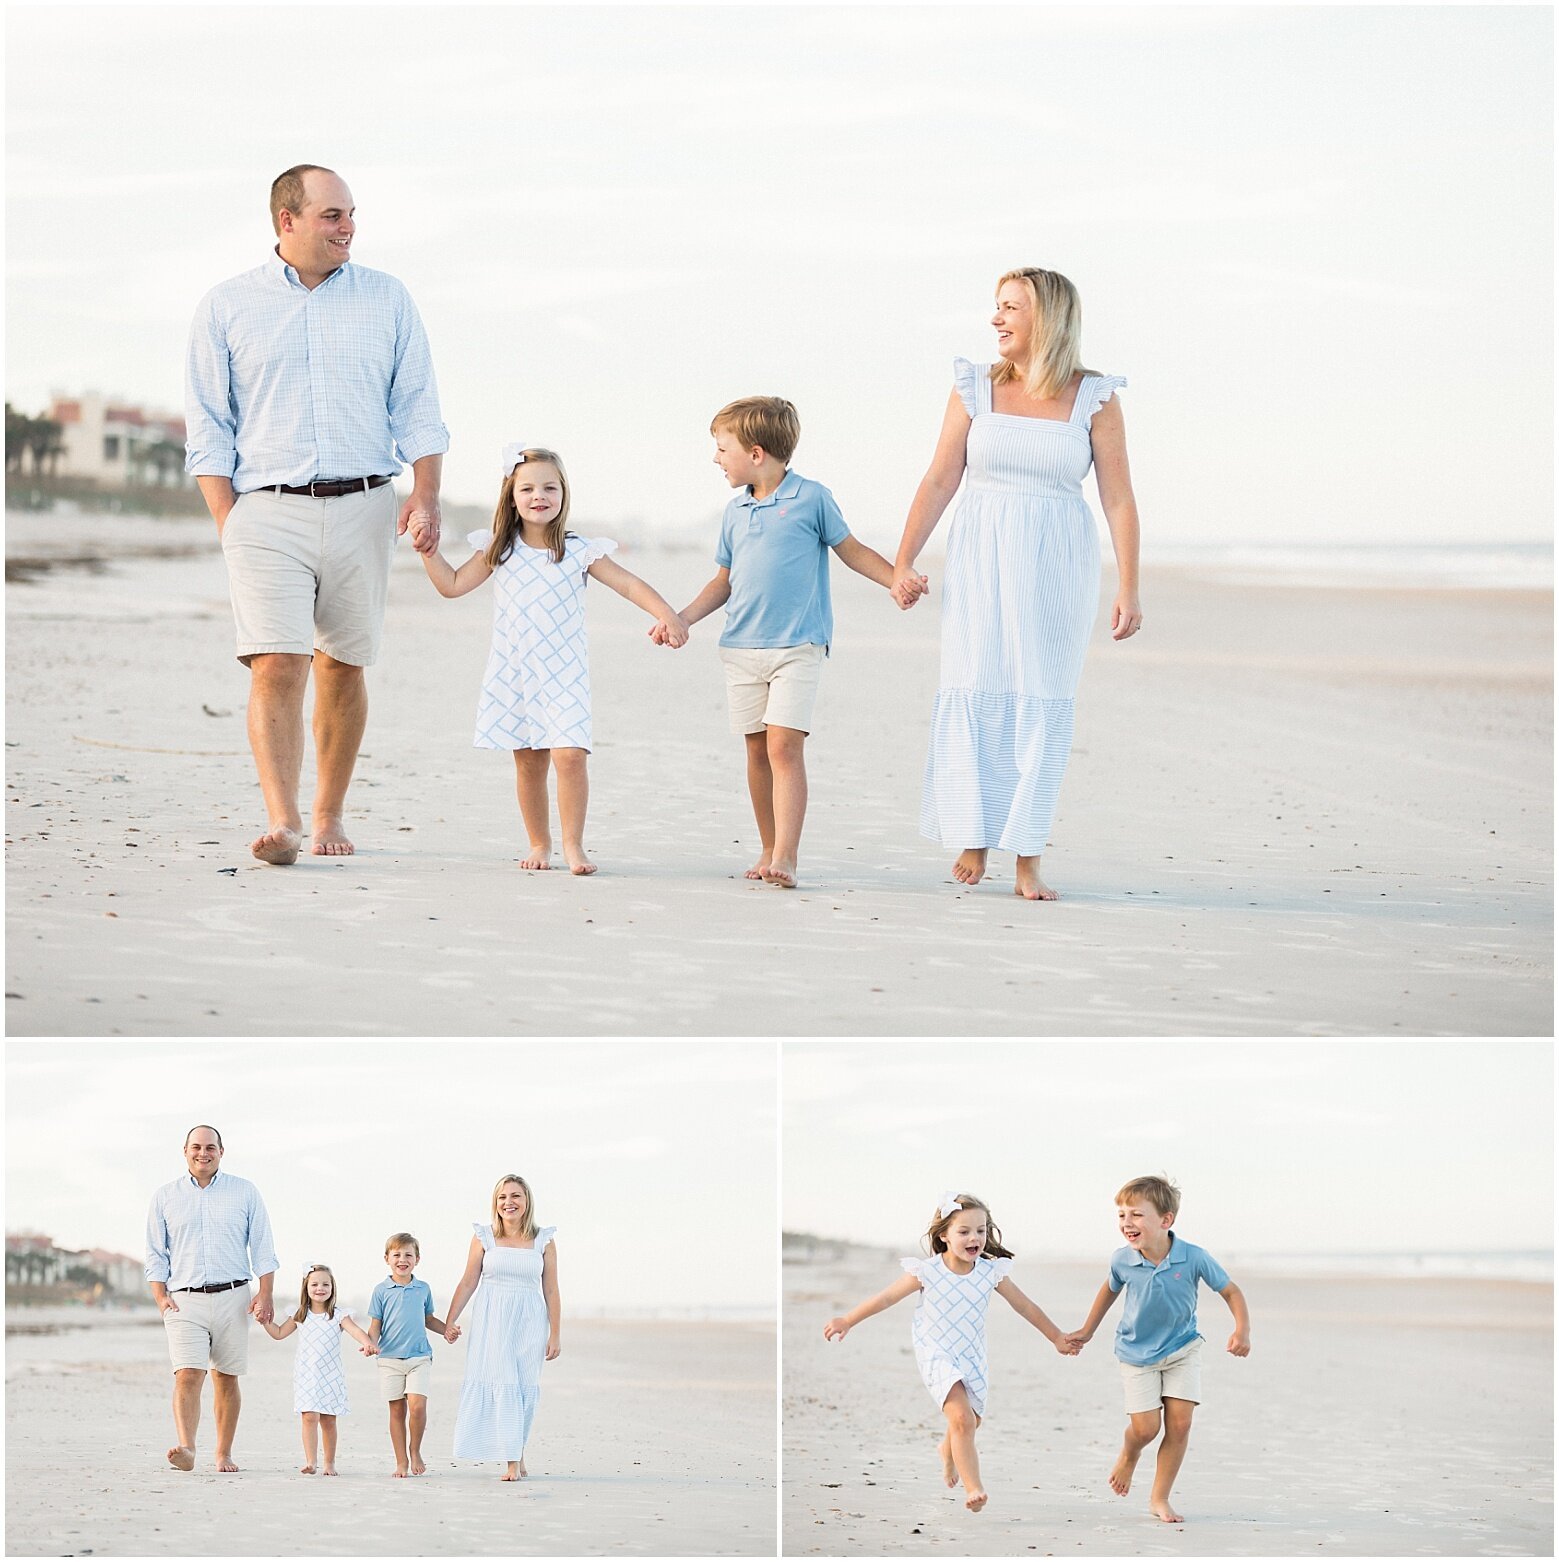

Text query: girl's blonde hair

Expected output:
[491,1174,538,1241]
[294,1265,338,1322]
[988,267,1094,402]
[488,449,572,568]
[923,1193,1015,1260]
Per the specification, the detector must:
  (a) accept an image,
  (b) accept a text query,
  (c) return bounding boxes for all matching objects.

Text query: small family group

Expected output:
[824,1176,1251,1523]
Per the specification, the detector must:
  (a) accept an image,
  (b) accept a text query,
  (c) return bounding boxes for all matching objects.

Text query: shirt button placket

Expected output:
[306,291,326,481]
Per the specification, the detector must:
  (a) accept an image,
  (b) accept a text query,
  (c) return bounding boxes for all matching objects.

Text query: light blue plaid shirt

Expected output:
[184,253,450,492]
[145,1169,280,1289]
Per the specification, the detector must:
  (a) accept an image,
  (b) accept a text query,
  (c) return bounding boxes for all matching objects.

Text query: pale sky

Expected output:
[5,1041,777,1313]
[784,1040,1553,1257]
[5,5,1551,548]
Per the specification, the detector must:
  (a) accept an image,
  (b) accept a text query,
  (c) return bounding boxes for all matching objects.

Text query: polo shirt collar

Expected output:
[1124,1231,1180,1268]
[734,468,802,510]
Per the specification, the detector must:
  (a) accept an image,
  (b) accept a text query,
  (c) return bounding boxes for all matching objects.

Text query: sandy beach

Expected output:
[785,1243,1553,1556]
[4,509,1551,1036]
[4,1306,774,1556]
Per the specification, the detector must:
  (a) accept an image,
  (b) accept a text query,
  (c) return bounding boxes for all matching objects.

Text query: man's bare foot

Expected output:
[563,843,597,876]
[519,843,552,870]
[251,825,301,865]
[1108,1445,1141,1495]
[1014,856,1058,900]
[215,1455,239,1473]
[762,854,798,888]
[310,816,355,856]
[1150,1496,1184,1523]
[410,1455,426,1475]
[965,1487,988,1513]
[167,1445,195,1472]
[952,847,987,885]
[936,1436,957,1488]
[744,853,772,881]
[300,1463,316,1474]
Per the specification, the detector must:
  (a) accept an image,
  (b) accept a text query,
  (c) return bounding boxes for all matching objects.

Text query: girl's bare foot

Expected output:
[1150,1496,1184,1523]
[762,854,798,888]
[299,1463,316,1474]
[167,1445,195,1471]
[952,848,987,884]
[563,843,597,875]
[1109,1445,1141,1495]
[310,815,354,856]
[1014,855,1058,900]
[251,825,301,865]
[965,1487,988,1513]
[745,854,772,881]
[936,1436,957,1488]
[519,842,552,870]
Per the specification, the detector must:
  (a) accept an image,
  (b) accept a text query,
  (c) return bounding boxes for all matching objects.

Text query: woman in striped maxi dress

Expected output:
[892,267,1142,899]
[443,1174,560,1480]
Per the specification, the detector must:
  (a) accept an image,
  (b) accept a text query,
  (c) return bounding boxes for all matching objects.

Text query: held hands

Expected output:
[360,1341,380,1356]
[1052,1332,1082,1356]
[443,1324,462,1344]
[822,1316,851,1342]
[647,613,689,649]
[1111,592,1142,640]
[891,566,929,611]
[399,494,441,554]
[249,1295,274,1326]
[1227,1331,1250,1357]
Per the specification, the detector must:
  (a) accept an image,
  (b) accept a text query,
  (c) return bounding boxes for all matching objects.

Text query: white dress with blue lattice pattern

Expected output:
[901,1253,1012,1417]
[293,1307,354,1415]
[921,359,1126,855]
[469,531,617,752]
[452,1223,556,1461]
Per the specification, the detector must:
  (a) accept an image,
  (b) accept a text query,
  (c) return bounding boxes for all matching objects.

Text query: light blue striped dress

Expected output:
[451,1223,556,1461]
[921,358,1126,856]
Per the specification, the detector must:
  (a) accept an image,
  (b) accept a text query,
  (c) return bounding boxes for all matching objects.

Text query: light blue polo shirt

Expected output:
[368,1276,435,1359]
[715,470,850,650]
[1108,1234,1230,1366]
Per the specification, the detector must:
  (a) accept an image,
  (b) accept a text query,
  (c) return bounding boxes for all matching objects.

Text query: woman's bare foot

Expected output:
[310,815,355,856]
[167,1445,195,1471]
[1150,1496,1184,1523]
[299,1463,316,1475]
[1108,1444,1141,1495]
[762,854,798,888]
[936,1436,957,1488]
[745,853,772,881]
[965,1487,988,1513]
[517,1459,528,1477]
[518,842,552,870]
[1014,855,1058,900]
[952,848,987,884]
[563,842,597,876]
[502,1461,522,1481]
[251,825,301,865]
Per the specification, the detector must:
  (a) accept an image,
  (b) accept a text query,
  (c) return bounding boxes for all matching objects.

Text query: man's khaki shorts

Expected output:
[719,643,825,735]
[220,483,398,666]
[377,1355,432,1401]
[1119,1339,1202,1414]
[163,1284,252,1375]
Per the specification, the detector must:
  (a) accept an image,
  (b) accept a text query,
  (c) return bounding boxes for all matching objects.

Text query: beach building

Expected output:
[47,392,190,488]
[5,1231,144,1301]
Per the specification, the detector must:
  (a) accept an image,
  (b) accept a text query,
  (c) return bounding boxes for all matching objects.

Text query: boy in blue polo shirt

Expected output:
[367,1232,449,1477]
[670,396,897,889]
[1064,1175,1250,1524]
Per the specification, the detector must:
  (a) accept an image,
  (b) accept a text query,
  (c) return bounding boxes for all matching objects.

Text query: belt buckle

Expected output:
[308,480,322,498]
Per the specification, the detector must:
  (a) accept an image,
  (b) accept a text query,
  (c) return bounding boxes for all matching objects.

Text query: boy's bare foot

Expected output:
[1150,1497,1184,1523]
[1014,856,1058,900]
[935,1436,957,1488]
[745,853,772,881]
[300,1463,316,1474]
[518,843,552,869]
[252,825,301,865]
[167,1445,195,1471]
[965,1487,988,1512]
[762,854,798,888]
[1109,1445,1141,1495]
[563,843,597,876]
[215,1455,239,1472]
[952,847,987,884]
[410,1455,426,1475]
[310,815,355,856]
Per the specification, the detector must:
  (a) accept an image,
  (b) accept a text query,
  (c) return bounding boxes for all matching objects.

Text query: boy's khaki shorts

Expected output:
[720,643,825,735]
[220,483,398,667]
[162,1283,252,1375]
[378,1355,431,1401]
[1119,1339,1202,1414]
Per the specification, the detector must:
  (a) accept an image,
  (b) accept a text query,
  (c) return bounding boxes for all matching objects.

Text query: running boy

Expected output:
[664,397,897,888]
[367,1233,450,1478]
[1063,1175,1250,1524]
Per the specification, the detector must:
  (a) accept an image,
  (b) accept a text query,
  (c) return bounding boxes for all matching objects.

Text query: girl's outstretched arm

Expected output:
[260,1316,298,1340]
[412,512,494,599]
[823,1272,921,1341]
[340,1314,377,1354]
[587,555,688,645]
[995,1277,1076,1353]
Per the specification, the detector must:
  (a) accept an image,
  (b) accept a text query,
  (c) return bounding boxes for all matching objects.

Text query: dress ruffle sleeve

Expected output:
[465,529,492,553]
[572,536,618,577]
[900,1256,930,1281]
[987,1257,1013,1283]
[1079,374,1127,424]
[536,1226,558,1250]
[473,1222,495,1251]
[952,356,980,418]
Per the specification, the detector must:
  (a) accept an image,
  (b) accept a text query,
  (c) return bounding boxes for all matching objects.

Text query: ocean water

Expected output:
[1145,542,1552,590]
[1220,1249,1553,1284]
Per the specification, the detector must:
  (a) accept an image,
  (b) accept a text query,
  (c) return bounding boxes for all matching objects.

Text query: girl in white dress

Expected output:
[443,1174,560,1482]
[823,1193,1076,1513]
[261,1265,378,1475]
[410,445,688,874]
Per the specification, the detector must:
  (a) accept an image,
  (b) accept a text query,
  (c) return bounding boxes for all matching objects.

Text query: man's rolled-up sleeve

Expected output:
[145,1190,172,1285]
[184,292,238,479]
[387,289,450,465]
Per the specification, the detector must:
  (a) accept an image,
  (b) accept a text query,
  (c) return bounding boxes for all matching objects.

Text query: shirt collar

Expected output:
[1125,1231,1180,1268]
[734,468,802,510]
[268,247,349,291]
[185,1168,223,1189]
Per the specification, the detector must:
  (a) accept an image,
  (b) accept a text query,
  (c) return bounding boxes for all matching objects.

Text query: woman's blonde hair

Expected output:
[293,1264,338,1322]
[923,1193,1014,1260]
[488,450,572,567]
[989,267,1093,402]
[491,1174,538,1241]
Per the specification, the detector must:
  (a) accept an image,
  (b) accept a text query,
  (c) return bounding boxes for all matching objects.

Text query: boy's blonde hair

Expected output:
[384,1231,420,1258]
[490,449,572,567]
[923,1192,1015,1260]
[293,1264,338,1323]
[711,397,800,465]
[1115,1175,1180,1220]
[490,1174,539,1241]
[989,266,1095,402]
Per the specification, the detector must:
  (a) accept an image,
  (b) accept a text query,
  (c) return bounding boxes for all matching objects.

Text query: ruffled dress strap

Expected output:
[535,1225,558,1250]
[472,1221,495,1251]
[1073,373,1127,426]
[952,357,991,419]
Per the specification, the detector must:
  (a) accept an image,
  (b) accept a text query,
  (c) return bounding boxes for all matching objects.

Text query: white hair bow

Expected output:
[938,1193,963,1218]
[500,442,532,478]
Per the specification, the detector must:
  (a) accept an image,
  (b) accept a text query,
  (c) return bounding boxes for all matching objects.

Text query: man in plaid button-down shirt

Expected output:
[186,164,450,866]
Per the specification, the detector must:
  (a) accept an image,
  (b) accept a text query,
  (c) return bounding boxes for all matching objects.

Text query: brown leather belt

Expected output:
[271,475,391,498]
